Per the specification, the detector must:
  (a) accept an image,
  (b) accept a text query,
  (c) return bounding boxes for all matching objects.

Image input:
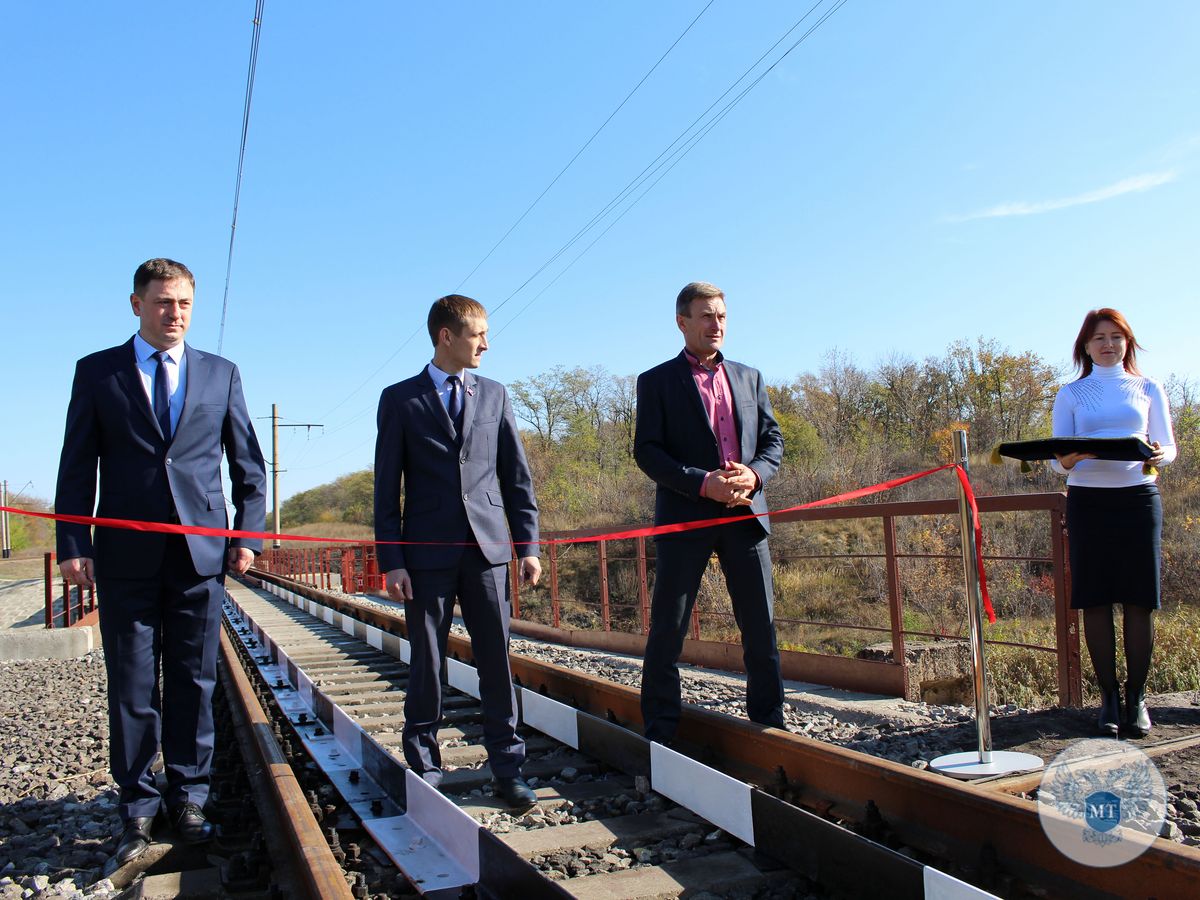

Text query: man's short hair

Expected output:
[133,258,195,296]
[427,294,487,344]
[675,281,725,317]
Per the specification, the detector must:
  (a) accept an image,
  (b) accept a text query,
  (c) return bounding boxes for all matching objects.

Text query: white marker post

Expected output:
[931,430,1043,779]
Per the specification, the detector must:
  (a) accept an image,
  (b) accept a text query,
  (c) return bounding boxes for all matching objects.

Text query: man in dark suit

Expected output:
[635,281,786,745]
[55,258,267,864]
[374,294,541,808]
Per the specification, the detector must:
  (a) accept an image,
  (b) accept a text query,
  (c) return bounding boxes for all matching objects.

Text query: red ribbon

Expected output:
[2,462,995,620]
[954,465,996,623]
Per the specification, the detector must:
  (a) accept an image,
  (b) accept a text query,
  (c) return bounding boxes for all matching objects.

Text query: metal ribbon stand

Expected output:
[931,430,1044,779]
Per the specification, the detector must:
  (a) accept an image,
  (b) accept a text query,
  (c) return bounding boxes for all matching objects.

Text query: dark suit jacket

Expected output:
[54,338,267,579]
[634,351,783,534]
[374,368,539,572]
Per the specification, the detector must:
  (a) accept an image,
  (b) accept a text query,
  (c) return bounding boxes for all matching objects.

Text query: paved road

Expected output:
[1,578,59,630]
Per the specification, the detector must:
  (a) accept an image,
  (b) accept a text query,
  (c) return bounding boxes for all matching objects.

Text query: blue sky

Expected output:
[2,2,1197,509]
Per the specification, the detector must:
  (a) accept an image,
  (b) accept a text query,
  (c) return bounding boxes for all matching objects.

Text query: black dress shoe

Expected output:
[1098,688,1122,737]
[170,802,214,844]
[493,776,537,809]
[114,817,154,865]
[1125,691,1152,738]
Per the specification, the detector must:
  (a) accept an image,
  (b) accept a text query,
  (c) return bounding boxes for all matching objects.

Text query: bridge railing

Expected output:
[257,490,1081,706]
[41,552,97,629]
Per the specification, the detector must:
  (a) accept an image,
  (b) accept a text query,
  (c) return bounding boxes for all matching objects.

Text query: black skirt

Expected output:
[1067,484,1162,610]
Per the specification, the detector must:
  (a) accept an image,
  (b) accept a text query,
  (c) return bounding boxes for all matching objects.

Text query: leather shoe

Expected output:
[1097,688,1121,737]
[1125,689,1152,738]
[492,776,537,809]
[114,817,153,866]
[169,802,214,844]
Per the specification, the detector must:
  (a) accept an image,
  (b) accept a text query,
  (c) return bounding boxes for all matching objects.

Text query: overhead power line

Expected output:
[317,2,718,422]
[314,1,715,424]
[315,0,848,435]
[455,0,717,291]
[218,0,267,355]
[490,0,847,324]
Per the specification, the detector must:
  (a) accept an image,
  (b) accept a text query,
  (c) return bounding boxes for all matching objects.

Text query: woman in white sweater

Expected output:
[1051,309,1176,737]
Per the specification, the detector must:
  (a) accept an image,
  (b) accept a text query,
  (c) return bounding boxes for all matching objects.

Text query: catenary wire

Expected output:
[217,0,266,355]
[306,1,847,450]
[316,2,716,421]
[454,0,717,291]
[487,0,833,318]
[492,0,848,329]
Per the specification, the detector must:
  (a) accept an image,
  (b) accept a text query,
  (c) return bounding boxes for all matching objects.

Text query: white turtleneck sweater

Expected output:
[1050,362,1177,487]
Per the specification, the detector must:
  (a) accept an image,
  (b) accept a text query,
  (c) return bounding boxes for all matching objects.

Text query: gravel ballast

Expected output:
[0,652,119,899]
[4,591,1198,897]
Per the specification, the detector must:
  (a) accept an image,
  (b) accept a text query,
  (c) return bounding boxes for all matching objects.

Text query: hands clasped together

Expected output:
[703,460,758,508]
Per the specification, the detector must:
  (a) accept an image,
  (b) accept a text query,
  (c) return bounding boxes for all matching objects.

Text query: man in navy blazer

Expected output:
[374,294,541,807]
[635,281,786,744]
[55,258,267,863]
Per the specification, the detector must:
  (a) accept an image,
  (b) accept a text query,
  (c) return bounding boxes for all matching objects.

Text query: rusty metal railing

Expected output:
[42,552,96,629]
[254,490,1080,705]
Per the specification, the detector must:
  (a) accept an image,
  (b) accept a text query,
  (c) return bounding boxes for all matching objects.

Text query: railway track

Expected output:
[223,580,820,898]
[224,571,1200,899]
[98,625,352,899]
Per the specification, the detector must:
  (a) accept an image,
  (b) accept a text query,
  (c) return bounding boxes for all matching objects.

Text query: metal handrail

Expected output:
[254,489,1081,705]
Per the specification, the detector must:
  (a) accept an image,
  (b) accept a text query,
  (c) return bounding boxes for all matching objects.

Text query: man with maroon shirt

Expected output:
[633,281,786,744]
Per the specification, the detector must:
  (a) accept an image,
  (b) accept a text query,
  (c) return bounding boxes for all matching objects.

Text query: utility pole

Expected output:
[1,481,10,559]
[263,405,323,549]
[272,406,279,549]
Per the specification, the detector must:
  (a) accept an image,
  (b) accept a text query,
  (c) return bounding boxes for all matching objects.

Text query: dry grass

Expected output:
[275,522,372,547]
[0,556,50,581]
[982,617,1063,708]
[1141,603,1200,697]
[980,604,1200,708]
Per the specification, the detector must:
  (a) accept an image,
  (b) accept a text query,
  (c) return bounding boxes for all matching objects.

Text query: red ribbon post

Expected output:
[2,462,995,620]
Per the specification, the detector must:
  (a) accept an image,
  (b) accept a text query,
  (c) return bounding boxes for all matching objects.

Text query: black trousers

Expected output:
[402,547,523,785]
[97,536,225,822]
[641,519,785,744]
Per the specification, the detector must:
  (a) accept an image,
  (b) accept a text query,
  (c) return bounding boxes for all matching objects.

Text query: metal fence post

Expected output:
[883,515,906,675]
[510,555,521,619]
[44,552,54,629]
[598,540,611,631]
[549,543,560,628]
[636,536,650,634]
[1050,500,1082,706]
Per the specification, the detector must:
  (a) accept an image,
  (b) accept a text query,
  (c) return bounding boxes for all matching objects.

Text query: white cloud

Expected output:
[1159,133,1200,165]
[947,170,1178,222]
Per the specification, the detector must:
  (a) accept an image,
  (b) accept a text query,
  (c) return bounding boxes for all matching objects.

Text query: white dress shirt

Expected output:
[133,333,187,435]
[427,362,465,414]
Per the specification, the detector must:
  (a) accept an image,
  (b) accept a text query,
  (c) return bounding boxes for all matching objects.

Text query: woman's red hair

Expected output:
[1072,308,1143,377]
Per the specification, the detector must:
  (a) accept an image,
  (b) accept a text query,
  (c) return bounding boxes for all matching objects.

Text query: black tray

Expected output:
[994,437,1155,463]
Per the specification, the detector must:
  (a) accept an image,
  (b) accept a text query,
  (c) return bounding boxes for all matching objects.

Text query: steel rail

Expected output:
[980,730,1200,795]
[252,569,1200,899]
[237,575,932,898]
[218,624,357,900]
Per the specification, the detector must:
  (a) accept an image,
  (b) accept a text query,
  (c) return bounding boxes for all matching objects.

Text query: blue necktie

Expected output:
[154,351,173,440]
[447,375,464,434]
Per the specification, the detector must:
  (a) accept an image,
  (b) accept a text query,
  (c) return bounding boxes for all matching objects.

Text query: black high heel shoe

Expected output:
[1098,688,1122,737]
[1125,687,1151,738]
